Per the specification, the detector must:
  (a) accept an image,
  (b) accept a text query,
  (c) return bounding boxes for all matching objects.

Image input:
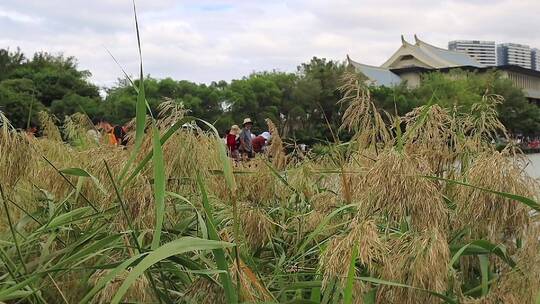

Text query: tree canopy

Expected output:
[370,70,540,136]
[1,47,539,141]
[0,48,99,129]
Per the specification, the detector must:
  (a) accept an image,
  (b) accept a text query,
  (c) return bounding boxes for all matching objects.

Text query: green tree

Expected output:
[0,78,44,129]
[222,58,346,143]
[0,48,25,81]
[103,83,138,124]
[368,69,540,136]
[50,93,103,121]
[224,72,289,134]
[104,77,226,127]
[491,74,540,135]
[10,52,99,106]
[3,46,539,140]
[370,84,421,115]
[293,57,345,142]
[417,70,540,135]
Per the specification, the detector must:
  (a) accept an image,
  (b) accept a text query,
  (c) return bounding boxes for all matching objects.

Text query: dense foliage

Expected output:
[101,57,346,140]
[1,71,539,303]
[1,47,540,142]
[0,48,100,129]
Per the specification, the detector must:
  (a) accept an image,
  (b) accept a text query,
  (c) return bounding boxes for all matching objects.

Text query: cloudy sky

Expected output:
[1,0,539,88]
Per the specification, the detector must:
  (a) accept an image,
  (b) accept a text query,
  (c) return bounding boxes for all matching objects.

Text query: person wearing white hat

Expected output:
[252,131,271,153]
[239,118,254,159]
[261,131,271,141]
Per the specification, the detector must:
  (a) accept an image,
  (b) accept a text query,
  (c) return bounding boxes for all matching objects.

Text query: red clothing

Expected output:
[252,136,266,153]
[226,133,238,152]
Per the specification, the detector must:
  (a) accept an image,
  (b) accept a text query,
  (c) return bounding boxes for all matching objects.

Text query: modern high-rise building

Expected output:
[448,40,497,66]
[532,48,540,71]
[497,43,532,69]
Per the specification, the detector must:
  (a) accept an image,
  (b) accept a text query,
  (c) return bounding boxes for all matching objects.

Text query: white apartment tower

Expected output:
[448,40,496,66]
[497,43,532,69]
[532,48,540,71]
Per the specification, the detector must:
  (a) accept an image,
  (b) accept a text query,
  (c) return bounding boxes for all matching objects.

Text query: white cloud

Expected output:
[0,7,41,24]
[1,0,539,86]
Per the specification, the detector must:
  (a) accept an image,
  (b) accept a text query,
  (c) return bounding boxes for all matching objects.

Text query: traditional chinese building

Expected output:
[348,35,540,103]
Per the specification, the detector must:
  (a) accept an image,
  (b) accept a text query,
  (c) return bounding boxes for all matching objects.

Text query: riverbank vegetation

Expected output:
[2,47,540,144]
[1,64,539,302]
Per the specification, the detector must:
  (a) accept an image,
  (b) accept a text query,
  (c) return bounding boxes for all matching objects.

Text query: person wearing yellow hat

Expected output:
[239,118,254,159]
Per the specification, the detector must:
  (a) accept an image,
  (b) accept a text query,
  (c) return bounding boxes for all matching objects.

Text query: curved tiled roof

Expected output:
[347,36,486,88]
[347,56,402,87]
[414,36,483,67]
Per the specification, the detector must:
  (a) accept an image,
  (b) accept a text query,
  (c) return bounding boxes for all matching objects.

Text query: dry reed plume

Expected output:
[454,152,533,244]
[265,118,287,170]
[378,229,450,303]
[339,70,391,150]
[357,150,449,231]
[320,218,387,293]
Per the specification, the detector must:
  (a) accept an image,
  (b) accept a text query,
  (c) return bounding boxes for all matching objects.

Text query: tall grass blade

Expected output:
[0,290,35,302]
[194,118,242,300]
[321,277,336,304]
[450,244,470,267]
[40,206,93,231]
[123,116,196,186]
[450,240,515,267]
[264,161,298,194]
[80,254,144,304]
[104,161,142,252]
[310,287,321,303]
[110,237,232,304]
[166,191,207,239]
[463,277,498,296]
[26,95,33,130]
[394,116,404,153]
[53,234,122,269]
[343,243,358,304]
[196,173,238,304]
[60,167,106,194]
[479,254,489,296]
[195,118,236,191]
[151,125,166,249]
[118,0,147,182]
[0,185,26,275]
[0,276,39,301]
[43,156,98,212]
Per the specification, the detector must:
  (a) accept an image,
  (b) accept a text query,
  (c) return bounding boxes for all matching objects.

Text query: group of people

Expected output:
[225,118,271,160]
[511,135,540,150]
[24,119,128,147]
[87,119,128,146]
[25,116,274,157]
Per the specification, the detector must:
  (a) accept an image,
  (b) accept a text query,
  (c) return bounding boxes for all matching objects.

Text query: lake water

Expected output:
[525,153,540,179]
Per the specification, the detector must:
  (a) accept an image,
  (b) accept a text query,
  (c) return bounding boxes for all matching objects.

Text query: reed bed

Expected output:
[1,55,539,304]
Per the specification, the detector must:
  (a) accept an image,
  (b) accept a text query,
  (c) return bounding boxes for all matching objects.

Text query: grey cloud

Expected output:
[1,0,539,86]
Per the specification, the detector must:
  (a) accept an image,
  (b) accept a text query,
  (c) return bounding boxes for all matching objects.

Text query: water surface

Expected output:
[525,153,540,179]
